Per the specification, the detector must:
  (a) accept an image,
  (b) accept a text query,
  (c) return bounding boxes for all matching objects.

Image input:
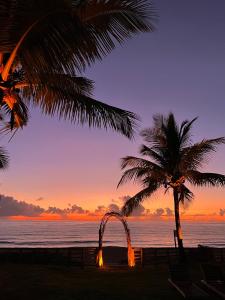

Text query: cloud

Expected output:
[119,195,131,203]
[36,197,44,201]
[111,199,120,204]
[165,207,173,216]
[131,204,146,216]
[67,204,89,214]
[0,195,44,217]
[46,206,64,215]
[46,204,89,215]
[0,194,181,219]
[94,205,106,215]
[0,195,90,217]
[153,208,164,217]
[107,203,120,213]
[219,209,225,216]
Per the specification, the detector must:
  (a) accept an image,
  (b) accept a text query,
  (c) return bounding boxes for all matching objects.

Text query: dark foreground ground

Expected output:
[0,262,220,300]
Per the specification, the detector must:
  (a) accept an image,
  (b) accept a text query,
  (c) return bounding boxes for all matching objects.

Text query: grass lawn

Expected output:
[0,263,185,300]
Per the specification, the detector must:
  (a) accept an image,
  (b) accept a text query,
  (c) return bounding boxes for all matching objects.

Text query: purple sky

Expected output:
[1,0,225,216]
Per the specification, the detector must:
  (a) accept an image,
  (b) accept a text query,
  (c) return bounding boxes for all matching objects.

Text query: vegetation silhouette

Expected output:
[118,113,225,260]
[0,0,156,137]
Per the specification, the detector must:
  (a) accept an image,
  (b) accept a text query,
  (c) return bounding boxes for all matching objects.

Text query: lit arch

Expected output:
[96,211,135,268]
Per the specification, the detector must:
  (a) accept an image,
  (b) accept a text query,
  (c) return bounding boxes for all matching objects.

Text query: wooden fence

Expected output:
[0,246,224,266]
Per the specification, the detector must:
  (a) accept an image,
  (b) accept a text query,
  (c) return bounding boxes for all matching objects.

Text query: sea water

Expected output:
[0,219,224,248]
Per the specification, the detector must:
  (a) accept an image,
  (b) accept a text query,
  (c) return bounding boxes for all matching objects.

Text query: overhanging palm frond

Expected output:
[0,0,156,78]
[187,170,225,187]
[122,182,158,216]
[22,74,94,97]
[0,147,9,169]
[181,138,225,171]
[0,0,155,136]
[0,0,69,52]
[76,0,156,54]
[21,74,137,138]
[2,93,29,130]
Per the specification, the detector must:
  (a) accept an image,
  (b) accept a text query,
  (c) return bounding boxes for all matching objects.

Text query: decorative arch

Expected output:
[96,211,135,268]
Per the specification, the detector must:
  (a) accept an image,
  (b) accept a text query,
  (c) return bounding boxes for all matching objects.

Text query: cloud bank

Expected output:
[0,194,224,220]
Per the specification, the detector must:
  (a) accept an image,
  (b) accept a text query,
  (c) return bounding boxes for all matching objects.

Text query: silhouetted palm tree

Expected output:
[0,0,156,137]
[118,113,225,259]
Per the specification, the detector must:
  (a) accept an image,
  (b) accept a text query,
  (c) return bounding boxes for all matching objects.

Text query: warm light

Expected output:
[128,244,135,267]
[96,249,104,268]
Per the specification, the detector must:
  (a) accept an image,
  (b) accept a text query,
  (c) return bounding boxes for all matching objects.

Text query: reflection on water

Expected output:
[0,220,224,248]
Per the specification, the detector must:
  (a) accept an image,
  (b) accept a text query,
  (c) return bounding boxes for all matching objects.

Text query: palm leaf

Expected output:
[21,74,137,138]
[181,138,225,171]
[2,93,29,130]
[0,147,9,169]
[179,184,194,203]
[187,170,225,187]
[140,144,165,166]
[179,117,197,147]
[120,156,161,170]
[0,0,156,78]
[76,0,156,54]
[117,167,149,187]
[122,182,159,216]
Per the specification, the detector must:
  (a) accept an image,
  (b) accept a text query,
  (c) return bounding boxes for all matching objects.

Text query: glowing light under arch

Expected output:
[96,211,135,268]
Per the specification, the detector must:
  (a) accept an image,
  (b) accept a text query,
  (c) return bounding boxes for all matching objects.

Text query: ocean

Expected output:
[0,219,224,248]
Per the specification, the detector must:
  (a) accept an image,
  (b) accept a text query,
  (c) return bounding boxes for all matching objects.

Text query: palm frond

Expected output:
[0,147,9,169]
[179,184,194,203]
[187,170,225,187]
[140,144,165,166]
[23,74,94,97]
[179,117,197,147]
[0,0,156,78]
[120,156,161,170]
[75,0,156,55]
[122,182,159,216]
[117,167,149,187]
[22,74,137,138]
[181,137,225,171]
[2,93,28,130]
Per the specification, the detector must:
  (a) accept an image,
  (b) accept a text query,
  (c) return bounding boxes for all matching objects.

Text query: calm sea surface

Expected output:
[0,220,224,248]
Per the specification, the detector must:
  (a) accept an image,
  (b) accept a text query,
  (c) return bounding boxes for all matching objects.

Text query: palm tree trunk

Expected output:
[0,52,3,64]
[173,189,185,261]
[0,52,3,74]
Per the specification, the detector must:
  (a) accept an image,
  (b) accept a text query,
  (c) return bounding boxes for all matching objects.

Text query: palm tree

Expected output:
[0,0,156,137]
[118,113,225,259]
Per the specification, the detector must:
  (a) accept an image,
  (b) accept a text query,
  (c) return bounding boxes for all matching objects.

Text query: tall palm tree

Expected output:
[118,113,225,259]
[0,0,156,137]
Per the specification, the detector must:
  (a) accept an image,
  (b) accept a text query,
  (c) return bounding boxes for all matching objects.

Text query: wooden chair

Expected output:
[168,263,210,299]
[201,263,225,299]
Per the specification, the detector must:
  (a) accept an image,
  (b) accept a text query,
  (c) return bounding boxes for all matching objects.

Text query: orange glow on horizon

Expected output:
[7,213,225,222]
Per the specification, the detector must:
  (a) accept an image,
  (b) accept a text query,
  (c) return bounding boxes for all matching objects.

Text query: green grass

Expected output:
[0,263,186,300]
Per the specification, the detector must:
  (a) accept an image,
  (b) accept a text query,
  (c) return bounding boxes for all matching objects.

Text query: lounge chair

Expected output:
[168,263,211,299]
[201,263,225,299]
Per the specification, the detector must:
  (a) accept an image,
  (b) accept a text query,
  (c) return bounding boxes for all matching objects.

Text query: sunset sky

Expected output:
[0,0,225,220]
